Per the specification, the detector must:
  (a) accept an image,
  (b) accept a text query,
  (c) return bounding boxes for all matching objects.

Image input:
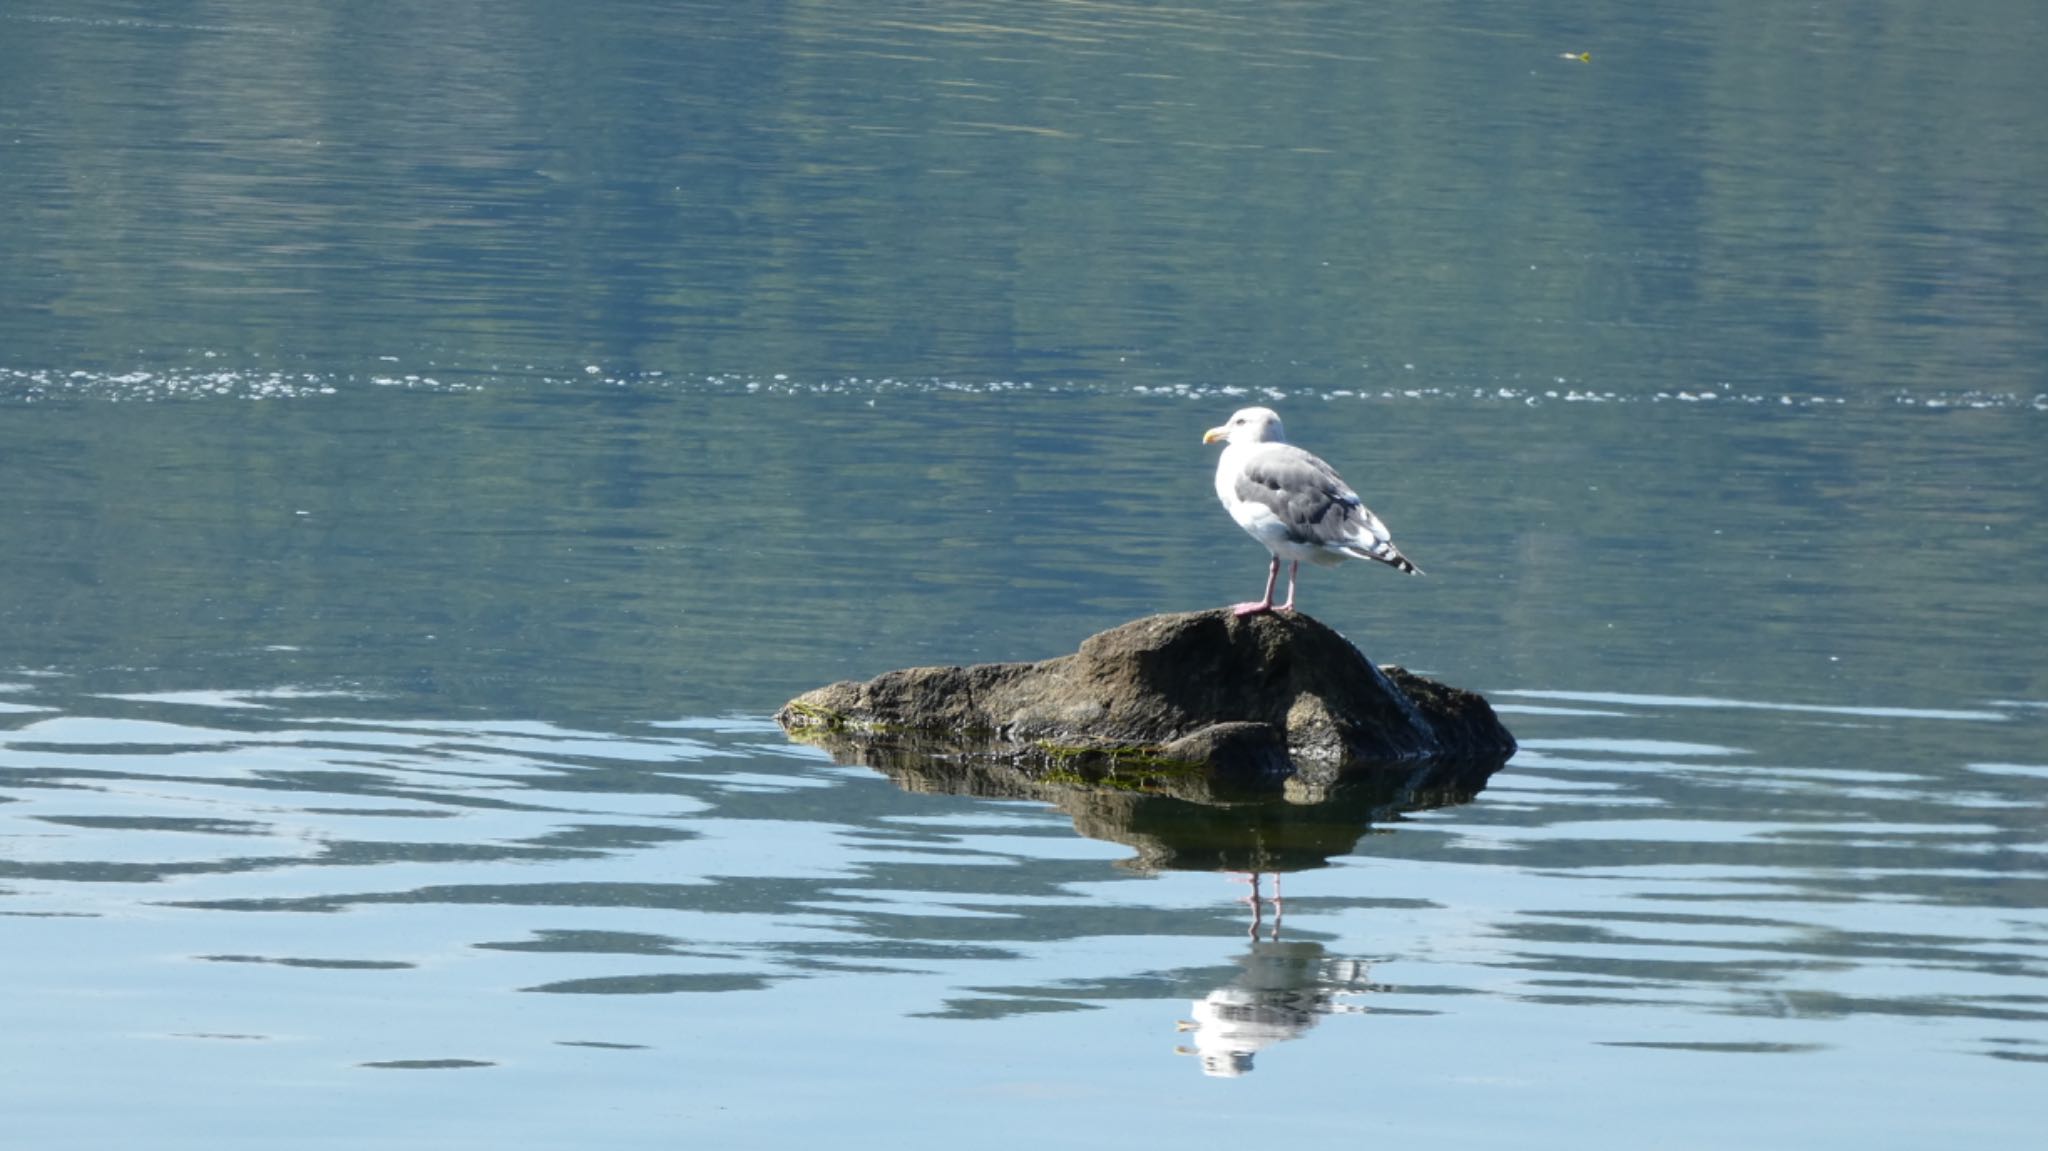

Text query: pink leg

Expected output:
[1232,557,1281,616]
[1277,561,1299,613]
[1231,872,1264,938]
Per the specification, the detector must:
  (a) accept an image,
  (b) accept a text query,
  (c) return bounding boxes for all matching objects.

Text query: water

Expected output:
[3,2,2046,1147]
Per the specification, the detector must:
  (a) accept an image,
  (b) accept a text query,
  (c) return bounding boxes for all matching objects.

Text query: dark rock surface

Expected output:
[777,609,1516,799]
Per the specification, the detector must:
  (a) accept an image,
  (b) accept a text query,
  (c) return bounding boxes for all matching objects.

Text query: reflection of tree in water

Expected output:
[1175,931,1386,1077]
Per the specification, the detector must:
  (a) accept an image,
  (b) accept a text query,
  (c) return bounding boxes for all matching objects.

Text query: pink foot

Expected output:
[1231,601,1274,616]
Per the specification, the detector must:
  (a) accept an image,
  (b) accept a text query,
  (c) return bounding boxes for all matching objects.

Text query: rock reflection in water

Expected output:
[803,729,1507,874]
[802,728,1502,1076]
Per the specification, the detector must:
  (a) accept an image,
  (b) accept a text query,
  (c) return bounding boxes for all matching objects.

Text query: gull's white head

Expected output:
[1202,407,1287,447]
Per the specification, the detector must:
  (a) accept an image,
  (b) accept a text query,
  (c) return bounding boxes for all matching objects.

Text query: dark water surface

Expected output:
[4,3,2045,1147]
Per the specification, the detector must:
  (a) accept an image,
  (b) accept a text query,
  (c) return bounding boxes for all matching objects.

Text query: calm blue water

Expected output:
[3,3,2045,1147]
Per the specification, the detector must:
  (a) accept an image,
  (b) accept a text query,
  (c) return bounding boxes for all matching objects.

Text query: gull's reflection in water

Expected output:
[1176,926,1386,1078]
[793,729,1503,1075]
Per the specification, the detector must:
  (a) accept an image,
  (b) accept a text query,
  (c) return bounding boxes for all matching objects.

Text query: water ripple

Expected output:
[0,675,2042,1097]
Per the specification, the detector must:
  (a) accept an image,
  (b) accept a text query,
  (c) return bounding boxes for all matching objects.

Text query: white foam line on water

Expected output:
[1967,763,2048,778]
[1491,704,1632,717]
[1516,737,1744,757]
[94,691,276,710]
[5,366,2046,412]
[97,687,374,706]
[1496,689,2007,722]
[876,812,1066,830]
[700,771,840,792]
[1479,776,1635,794]
[0,714,723,770]
[1503,752,1732,774]
[648,717,786,734]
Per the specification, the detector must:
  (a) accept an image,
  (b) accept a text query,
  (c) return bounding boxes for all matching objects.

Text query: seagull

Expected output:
[1202,406,1420,616]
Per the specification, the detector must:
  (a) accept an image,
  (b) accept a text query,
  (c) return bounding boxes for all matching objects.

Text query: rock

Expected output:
[777,609,1515,798]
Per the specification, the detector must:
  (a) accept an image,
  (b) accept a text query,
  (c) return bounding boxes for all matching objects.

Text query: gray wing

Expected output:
[1234,444,1420,573]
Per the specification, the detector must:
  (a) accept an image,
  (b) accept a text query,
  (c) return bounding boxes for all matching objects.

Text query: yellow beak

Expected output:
[1202,427,1227,444]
